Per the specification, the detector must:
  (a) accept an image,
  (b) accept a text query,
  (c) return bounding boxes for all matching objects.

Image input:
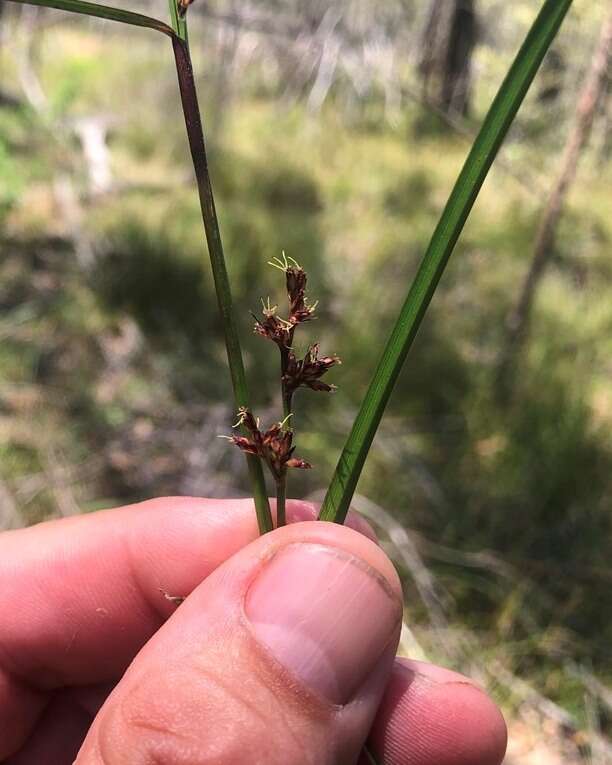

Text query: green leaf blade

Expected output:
[319,0,573,524]
[167,0,188,43]
[4,0,175,36]
[170,38,273,533]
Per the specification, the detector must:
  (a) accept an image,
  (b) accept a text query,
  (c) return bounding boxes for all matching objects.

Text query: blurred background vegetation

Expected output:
[1,1,611,761]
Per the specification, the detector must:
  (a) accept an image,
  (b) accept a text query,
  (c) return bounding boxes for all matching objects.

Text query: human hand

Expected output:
[0,498,506,764]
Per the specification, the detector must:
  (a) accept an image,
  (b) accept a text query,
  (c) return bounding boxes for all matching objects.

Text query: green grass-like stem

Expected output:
[170,39,273,534]
[167,0,188,44]
[275,478,286,528]
[6,0,273,533]
[276,332,295,529]
[319,0,573,524]
[4,0,175,35]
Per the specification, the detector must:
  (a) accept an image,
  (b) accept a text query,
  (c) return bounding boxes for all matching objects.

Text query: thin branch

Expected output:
[497,11,612,398]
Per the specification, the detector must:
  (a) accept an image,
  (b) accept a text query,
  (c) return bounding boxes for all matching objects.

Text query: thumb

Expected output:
[77,521,402,765]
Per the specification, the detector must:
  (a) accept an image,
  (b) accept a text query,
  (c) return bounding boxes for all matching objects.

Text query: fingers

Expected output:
[0,497,371,759]
[1,497,258,688]
[1,498,507,765]
[76,521,403,765]
[6,686,110,765]
[0,673,47,762]
[12,659,509,765]
[366,659,507,765]
[0,497,366,686]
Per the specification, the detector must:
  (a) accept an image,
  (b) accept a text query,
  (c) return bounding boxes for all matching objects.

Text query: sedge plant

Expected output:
[4,0,574,761]
[4,0,573,528]
[224,252,340,528]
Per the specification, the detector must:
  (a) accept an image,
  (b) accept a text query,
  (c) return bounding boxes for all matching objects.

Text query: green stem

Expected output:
[319,0,573,524]
[171,39,273,534]
[277,336,294,528]
[280,346,294,421]
[167,0,188,43]
[275,475,287,528]
[166,0,271,533]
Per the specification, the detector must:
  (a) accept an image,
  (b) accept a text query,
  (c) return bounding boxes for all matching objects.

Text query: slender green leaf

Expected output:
[6,0,273,532]
[319,0,573,524]
[4,0,175,36]
[167,0,188,44]
[171,39,273,532]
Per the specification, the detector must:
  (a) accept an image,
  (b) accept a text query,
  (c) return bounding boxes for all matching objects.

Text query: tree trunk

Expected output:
[419,0,477,117]
[496,12,612,401]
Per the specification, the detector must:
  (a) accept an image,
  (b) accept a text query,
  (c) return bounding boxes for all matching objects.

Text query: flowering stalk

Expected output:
[224,408,311,526]
[169,8,273,533]
[227,254,340,527]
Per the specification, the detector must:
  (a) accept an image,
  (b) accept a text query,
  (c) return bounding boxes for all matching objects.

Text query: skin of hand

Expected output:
[0,497,507,765]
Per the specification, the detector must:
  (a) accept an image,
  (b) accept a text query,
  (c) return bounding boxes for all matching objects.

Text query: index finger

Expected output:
[0,496,373,758]
[2,497,261,688]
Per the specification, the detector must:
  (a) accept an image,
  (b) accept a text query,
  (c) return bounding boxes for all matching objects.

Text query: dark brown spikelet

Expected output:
[284,343,341,396]
[227,408,311,479]
[229,253,338,495]
[285,265,307,302]
[286,457,311,469]
[268,253,318,328]
[253,312,293,348]
[177,0,194,18]
[230,436,259,455]
[236,406,258,434]
[285,265,317,325]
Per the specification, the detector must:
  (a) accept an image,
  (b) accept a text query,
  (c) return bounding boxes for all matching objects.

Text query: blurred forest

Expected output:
[0,1,611,761]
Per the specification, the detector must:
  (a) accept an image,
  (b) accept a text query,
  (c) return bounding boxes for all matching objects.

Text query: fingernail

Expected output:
[245,543,401,705]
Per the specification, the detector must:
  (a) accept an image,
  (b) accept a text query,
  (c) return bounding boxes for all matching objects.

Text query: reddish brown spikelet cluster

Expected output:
[255,253,339,399]
[284,343,341,396]
[228,407,311,480]
[252,300,293,348]
[177,0,194,18]
[226,253,338,486]
[285,265,316,325]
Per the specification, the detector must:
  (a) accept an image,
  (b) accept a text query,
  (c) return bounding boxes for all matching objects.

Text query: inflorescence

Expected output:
[224,252,340,493]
